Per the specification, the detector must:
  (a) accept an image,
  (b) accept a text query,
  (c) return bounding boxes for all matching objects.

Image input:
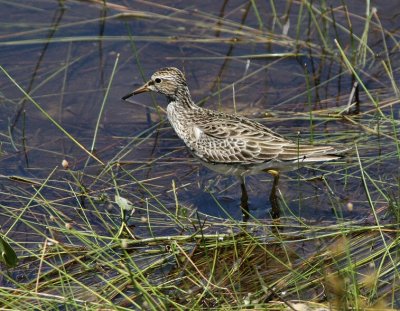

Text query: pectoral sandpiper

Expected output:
[122,67,347,219]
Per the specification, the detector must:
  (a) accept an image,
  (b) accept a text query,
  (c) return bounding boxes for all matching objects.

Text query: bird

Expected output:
[122,67,347,220]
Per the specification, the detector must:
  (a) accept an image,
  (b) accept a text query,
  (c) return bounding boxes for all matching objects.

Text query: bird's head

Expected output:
[122,67,187,100]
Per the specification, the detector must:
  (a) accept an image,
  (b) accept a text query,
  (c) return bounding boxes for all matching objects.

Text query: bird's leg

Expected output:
[266,169,280,219]
[239,177,250,221]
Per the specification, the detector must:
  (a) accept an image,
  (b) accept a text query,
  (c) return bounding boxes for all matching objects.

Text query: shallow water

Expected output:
[0,1,399,239]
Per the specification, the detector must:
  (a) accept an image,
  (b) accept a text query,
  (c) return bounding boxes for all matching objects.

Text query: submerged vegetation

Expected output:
[0,0,399,309]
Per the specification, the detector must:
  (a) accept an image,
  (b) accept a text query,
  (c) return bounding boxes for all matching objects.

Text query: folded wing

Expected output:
[186,109,342,165]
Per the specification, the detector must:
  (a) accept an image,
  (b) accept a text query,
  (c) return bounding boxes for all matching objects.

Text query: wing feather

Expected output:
[183,108,343,165]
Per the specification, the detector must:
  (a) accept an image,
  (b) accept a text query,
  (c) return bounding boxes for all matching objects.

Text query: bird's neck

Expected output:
[167,86,196,109]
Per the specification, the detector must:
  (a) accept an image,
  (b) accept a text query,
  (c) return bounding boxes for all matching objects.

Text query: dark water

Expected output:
[1,0,399,240]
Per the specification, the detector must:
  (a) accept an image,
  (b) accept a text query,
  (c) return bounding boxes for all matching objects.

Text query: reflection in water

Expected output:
[240,172,280,222]
[268,172,280,219]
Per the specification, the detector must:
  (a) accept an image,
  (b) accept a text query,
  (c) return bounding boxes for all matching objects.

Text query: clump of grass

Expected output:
[1,199,398,309]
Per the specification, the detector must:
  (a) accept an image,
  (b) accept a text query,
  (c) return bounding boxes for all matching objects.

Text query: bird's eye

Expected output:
[155,78,161,83]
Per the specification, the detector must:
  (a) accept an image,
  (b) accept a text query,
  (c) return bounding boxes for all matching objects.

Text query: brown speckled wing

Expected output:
[184,110,288,164]
[186,108,341,165]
